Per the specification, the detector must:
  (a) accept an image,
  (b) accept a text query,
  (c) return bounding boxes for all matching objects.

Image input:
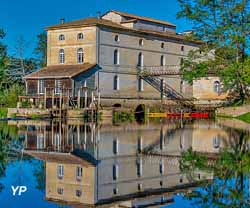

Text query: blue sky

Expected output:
[0,0,192,58]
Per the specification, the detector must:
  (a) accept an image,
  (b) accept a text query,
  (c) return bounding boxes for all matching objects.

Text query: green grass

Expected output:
[0,108,8,118]
[236,112,250,123]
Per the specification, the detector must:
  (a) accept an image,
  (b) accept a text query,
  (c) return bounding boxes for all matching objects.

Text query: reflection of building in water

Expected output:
[11,120,225,207]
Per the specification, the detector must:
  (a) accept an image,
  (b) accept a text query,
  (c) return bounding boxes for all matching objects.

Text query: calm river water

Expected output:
[0,118,250,207]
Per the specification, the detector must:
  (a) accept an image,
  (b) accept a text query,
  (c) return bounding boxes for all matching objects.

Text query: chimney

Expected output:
[97,11,101,19]
[60,18,65,24]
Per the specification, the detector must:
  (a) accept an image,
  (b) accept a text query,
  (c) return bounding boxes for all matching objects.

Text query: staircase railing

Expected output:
[138,67,195,108]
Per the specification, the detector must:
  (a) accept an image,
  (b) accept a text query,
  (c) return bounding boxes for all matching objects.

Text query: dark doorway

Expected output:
[113,103,122,108]
[135,104,145,123]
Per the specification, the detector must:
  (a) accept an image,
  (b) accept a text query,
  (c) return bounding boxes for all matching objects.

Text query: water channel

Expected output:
[0,118,249,207]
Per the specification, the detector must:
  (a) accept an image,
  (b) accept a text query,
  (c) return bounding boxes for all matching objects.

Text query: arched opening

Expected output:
[135,104,145,123]
[113,103,121,108]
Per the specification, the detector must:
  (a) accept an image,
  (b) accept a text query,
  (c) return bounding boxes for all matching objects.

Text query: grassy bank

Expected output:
[236,113,250,123]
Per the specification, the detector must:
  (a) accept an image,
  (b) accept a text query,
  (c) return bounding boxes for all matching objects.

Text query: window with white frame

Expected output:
[213,136,221,149]
[214,81,221,94]
[76,190,82,197]
[59,34,65,41]
[57,164,64,179]
[55,80,62,95]
[161,42,165,49]
[181,45,185,52]
[77,48,84,63]
[114,35,120,42]
[160,55,165,66]
[114,49,119,65]
[38,79,45,94]
[113,75,119,90]
[139,39,144,46]
[77,33,84,40]
[136,158,143,177]
[138,52,143,67]
[113,138,119,155]
[138,78,144,92]
[57,187,64,195]
[59,49,65,64]
[159,160,164,175]
[76,166,83,179]
[113,164,119,181]
[180,80,185,94]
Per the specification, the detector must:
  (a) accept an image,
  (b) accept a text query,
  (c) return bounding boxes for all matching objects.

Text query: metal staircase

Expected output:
[138,67,195,109]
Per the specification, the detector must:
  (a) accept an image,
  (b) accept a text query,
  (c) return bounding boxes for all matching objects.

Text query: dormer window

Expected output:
[59,34,65,41]
[139,39,144,46]
[77,33,84,40]
[114,35,120,42]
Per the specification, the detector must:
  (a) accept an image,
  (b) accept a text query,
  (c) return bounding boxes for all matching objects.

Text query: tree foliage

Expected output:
[34,31,47,68]
[177,0,250,102]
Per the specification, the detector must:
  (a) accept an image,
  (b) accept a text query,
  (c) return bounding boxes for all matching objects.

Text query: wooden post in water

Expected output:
[59,90,62,118]
[52,88,55,109]
[84,89,88,109]
[78,89,81,108]
[44,88,47,109]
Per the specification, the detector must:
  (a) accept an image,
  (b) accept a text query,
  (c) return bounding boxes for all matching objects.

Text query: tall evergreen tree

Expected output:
[0,29,8,89]
[177,0,250,103]
[34,31,47,68]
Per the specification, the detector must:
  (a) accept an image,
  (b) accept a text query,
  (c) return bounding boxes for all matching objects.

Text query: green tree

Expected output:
[180,130,250,207]
[0,29,8,90]
[34,31,47,68]
[177,0,250,103]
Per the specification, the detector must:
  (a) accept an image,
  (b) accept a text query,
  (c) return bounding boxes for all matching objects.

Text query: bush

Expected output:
[0,84,25,108]
[0,108,7,118]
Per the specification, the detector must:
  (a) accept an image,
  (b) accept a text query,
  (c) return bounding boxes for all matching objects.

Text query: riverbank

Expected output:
[216,105,250,123]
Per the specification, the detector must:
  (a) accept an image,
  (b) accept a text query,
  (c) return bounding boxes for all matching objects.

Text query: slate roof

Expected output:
[24,63,98,79]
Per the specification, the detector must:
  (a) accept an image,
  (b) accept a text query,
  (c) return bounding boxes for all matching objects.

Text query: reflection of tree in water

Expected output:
[0,124,19,193]
[180,129,250,207]
[32,161,45,192]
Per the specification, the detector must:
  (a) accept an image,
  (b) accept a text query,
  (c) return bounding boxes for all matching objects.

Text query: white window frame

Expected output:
[138,53,144,67]
[77,48,84,64]
[160,55,166,66]
[113,75,120,91]
[38,79,45,95]
[59,49,65,64]
[59,34,65,41]
[214,81,221,94]
[76,166,83,179]
[77,33,84,40]
[55,80,62,95]
[139,39,144,46]
[138,78,144,92]
[113,138,119,155]
[114,35,120,42]
[113,164,119,181]
[114,49,119,65]
[57,164,64,179]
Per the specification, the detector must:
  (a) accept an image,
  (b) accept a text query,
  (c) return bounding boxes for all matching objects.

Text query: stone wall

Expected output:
[47,26,97,65]
[216,105,250,117]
